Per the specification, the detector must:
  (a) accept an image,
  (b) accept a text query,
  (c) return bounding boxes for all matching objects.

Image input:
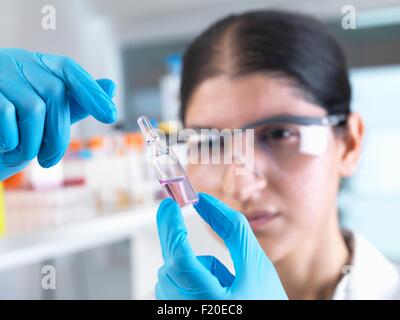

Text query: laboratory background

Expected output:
[0,0,399,299]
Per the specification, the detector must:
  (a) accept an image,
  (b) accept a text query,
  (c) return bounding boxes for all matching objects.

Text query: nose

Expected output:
[221,153,267,203]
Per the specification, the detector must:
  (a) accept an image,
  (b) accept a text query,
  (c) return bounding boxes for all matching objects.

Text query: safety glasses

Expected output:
[181,113,348,176]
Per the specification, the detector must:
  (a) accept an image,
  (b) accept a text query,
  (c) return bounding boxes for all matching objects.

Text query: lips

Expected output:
[244,210,279,230]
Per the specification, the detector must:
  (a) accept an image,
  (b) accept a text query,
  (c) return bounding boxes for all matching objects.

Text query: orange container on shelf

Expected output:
[68,139,83,155]
[124,132,144,151]
[87,136,105,149]
[87,136,109,157]
[4,171,25,189]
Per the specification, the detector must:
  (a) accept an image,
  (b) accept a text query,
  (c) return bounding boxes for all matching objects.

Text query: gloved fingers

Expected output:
[37,94,70,168]
[157,265,181,299]
[0,66,46,166]
[70,79,117,125]
[37,53,117,124]
[1,94,46,166]
[96,79,117,98]
[0,92,18,152]
[156,198,196,262]
[18,62,71,168]
[0,155,30,181]
[194,193,269,272]
[157,260,226,299]
[155,281,168,300]
[156,268,191,300]
[160,255,222,289]
[155,274,187,300]
[197,255,235,287]
[156,199,228,299]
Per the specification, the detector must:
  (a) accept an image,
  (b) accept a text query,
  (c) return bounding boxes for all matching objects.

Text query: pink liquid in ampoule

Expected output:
[159,176,199,208]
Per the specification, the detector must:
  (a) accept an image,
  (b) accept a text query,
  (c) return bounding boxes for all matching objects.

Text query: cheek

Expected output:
[277,150,341,227]
[187,164,243,210]
[259,156,339,262]
[187,164,221,194]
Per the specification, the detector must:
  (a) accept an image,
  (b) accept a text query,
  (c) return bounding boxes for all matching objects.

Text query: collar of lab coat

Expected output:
[332,230,400,300]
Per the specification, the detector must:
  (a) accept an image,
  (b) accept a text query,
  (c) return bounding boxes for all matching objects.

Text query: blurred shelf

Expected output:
[0,203,161,272]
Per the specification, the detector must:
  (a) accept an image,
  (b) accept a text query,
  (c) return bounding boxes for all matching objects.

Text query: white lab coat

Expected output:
[333,230,400,299]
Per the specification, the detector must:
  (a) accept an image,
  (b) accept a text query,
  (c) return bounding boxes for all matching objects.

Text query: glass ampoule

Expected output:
[137,116,198,208]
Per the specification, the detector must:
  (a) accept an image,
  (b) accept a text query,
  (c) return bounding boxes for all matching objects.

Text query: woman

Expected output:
[155,10,400,300]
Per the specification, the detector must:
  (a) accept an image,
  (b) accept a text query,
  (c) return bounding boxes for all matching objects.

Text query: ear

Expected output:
[339,112,365,177]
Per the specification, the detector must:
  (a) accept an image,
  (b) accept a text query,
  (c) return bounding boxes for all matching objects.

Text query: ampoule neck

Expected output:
[148,140,168,156]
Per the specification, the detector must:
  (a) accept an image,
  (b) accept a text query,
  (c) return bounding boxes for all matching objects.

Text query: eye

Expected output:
[259,126,299,143]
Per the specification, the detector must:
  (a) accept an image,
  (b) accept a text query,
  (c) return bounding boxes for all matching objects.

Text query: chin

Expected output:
[254,230,294,263]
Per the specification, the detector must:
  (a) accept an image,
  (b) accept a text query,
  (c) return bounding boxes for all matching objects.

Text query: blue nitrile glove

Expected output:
[155,192,288,300]
[0,48,117,181]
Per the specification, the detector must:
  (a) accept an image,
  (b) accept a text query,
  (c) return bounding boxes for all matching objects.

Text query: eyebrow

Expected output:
[243,114,347,129]
[185,114,347,132]
[185,126,221,131]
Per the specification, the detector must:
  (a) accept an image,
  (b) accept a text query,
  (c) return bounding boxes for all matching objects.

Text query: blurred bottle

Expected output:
[158,121,180,136]
[87,136,110,158]
[3,172,25,189]
[160,54,182,127]
[124,132,146,204]
[28,159,64,190]
[4,160,64,191]
[63,139,87,187]
[85,135,115,209]
[124,131,164,205]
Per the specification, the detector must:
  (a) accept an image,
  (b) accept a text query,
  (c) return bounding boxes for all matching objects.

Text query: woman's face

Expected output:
[184,73,353,262]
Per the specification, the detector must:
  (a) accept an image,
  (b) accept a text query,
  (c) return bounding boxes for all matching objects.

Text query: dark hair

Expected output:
[180,10,351,124]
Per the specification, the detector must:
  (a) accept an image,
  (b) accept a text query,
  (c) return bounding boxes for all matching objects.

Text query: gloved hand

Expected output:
[155,192,288,299]
[0,48,117,181]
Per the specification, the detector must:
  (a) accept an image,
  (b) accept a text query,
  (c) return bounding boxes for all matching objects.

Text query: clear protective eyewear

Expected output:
[182,113,348,174]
